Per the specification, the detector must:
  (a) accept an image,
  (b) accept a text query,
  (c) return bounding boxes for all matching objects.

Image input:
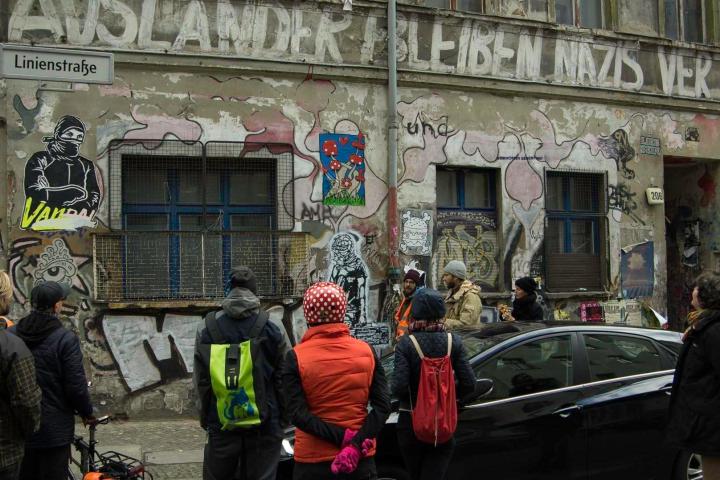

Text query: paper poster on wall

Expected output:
[580,301,603,322]
[21,116,101,231]
[620,241,654,298]
[400,209,433,256]
[320,133,365,206]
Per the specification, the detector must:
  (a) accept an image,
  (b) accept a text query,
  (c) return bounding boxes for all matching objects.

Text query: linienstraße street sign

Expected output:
[0,44,113,85]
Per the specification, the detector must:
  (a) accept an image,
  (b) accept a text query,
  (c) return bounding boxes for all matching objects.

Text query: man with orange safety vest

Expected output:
[394,270,422,341]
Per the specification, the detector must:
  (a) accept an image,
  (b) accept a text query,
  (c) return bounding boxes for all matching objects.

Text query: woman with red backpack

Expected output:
[391,288,475,480]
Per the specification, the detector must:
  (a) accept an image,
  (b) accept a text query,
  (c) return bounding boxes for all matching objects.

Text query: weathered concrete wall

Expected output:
[4,0,720,416]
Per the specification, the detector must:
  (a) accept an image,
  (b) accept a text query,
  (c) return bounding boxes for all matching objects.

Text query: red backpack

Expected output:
[408,333,458,446]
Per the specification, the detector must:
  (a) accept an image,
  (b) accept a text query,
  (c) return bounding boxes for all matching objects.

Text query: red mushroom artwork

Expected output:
[319,133,366,206]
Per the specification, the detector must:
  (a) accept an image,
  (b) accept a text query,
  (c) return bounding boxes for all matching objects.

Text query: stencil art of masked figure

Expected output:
[23,116,101,228]
[328,233,368,327]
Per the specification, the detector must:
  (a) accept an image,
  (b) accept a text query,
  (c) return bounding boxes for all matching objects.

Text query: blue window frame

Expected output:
[437,168,497,211]
[121,155,276,299]
[545,171,607,291]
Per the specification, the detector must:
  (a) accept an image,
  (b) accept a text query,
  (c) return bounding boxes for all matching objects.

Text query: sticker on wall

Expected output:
[320,132,366,206]
[21,116,102,231]
[400,209,433,256]
[621,242,655,299]
[580,301,603,322]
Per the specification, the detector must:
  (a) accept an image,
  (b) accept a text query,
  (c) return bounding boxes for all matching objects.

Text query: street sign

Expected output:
[0,44,113,84]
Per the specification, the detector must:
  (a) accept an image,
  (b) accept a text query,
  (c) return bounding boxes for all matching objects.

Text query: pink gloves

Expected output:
[330,429,377,475]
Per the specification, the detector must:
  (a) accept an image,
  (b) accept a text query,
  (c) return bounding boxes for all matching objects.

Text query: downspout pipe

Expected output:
[387,0,401,280]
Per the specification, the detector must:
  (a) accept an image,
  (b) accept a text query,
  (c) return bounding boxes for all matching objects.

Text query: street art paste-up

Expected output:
[21,116,102,231]
[621,241,655,299]
[682,220,701,267]
[320,132,366,206]
[599,128,636,180]
[400,209,433,256]
[327,231,369,328]
[435,211,499,289]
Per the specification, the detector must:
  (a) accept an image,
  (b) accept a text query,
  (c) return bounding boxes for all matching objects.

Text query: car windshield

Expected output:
[381,325,525,379]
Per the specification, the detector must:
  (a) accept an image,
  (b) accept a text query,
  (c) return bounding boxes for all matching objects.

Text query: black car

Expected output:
[279,322,698,480]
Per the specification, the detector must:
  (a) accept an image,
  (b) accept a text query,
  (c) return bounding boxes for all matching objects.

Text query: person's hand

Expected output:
[341,429,357,447]
[331,444,361,474]
[360,438,376,456]
[82,415,97,427]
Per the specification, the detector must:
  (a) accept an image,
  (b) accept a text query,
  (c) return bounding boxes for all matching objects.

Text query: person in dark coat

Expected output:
[0,328,42,480]
[10,281,94,480]
[392,288,475,480]
[667,272,720,479]
[193,266,291,480]
[505,276,544,322]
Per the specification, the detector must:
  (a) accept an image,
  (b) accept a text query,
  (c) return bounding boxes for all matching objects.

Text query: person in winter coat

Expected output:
[392,288,475,480]
[1,271,15,329]
[193,266,291,480]
[10,281,94,480]
[283,282,391,480]
[394,269,422,340]
[441,261,482,330]
[667,272,720,480]
[504,277,544,322]
[0,328,42,480]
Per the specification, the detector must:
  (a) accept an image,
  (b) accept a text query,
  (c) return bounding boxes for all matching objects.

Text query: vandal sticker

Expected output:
[21,116,101,231]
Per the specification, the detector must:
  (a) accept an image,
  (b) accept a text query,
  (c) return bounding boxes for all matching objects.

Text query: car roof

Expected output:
[454,321,682,344]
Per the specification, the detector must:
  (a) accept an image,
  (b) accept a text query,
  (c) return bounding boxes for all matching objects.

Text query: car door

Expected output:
[577,332,677,479]
[447,333,587,480]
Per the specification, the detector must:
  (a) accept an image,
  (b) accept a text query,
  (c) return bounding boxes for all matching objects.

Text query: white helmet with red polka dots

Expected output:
[303,282,348,324]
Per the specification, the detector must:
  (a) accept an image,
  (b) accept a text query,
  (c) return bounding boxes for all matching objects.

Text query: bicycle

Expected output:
[69,415,153,480]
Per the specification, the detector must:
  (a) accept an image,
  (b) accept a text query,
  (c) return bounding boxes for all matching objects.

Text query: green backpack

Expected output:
[205,310,270,430]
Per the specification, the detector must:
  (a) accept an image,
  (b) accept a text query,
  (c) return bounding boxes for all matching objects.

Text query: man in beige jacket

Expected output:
[441,261,482,329]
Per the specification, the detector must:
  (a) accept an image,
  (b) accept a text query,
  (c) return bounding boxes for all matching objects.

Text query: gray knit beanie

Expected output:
[443,260,467,280]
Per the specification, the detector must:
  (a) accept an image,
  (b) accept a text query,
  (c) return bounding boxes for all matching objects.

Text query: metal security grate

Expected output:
[99,139,302,301]
[93,231,311,301]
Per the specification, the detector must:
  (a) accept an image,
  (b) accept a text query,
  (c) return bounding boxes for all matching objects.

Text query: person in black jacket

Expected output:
[392,288,475,480]
[503,276,544,322]
[667,272,720,480]
[193,266,291,480]
[10,281,94,480]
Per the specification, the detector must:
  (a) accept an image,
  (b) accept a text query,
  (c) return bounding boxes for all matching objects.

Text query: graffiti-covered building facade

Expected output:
[2,0,720,415]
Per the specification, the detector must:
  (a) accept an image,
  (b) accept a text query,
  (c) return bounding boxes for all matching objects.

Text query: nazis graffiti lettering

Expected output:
[21,116,102,231]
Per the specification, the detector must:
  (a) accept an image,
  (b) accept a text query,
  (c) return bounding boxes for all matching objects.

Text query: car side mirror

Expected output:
[474,378,494,398]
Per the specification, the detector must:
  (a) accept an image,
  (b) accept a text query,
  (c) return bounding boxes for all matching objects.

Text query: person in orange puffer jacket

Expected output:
[283,282,391,480]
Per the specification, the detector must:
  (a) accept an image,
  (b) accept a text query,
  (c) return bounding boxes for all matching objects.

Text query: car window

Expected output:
[583,334,664,381]
[473,335,573,401]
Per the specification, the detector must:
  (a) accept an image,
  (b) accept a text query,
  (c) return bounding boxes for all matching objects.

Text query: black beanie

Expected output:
[411,289,446,320]
[515,276,538,294]
[230,266,258,294]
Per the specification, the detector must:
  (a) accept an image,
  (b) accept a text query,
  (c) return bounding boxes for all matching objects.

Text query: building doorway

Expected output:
[664,156,718,331]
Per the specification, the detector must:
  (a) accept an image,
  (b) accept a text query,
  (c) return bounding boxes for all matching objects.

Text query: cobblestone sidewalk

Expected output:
[74,418,205,480]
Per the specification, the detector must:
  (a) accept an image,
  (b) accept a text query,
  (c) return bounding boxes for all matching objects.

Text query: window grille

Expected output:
[544,171,608,292]
[96,140,307,301]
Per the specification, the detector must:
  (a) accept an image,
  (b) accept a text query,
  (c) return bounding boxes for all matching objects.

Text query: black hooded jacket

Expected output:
[511,293,545,322]
[193,288,290,435]
[667,309,720,456]
[10,311,93,448]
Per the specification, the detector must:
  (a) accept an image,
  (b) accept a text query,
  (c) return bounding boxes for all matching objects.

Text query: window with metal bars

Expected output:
[544,171,607,292]
[95,140,308,302]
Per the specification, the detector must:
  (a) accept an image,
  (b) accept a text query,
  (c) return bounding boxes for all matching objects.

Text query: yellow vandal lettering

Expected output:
[21,197,47,229]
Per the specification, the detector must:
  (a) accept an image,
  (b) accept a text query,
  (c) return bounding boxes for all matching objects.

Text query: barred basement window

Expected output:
[94,140,309,302]
[544,171,608,292]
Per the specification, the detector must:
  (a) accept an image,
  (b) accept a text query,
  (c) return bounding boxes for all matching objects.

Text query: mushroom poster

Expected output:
[319,133,366,206]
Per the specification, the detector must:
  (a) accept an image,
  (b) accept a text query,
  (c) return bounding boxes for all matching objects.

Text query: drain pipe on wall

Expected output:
[387,0,401,281]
